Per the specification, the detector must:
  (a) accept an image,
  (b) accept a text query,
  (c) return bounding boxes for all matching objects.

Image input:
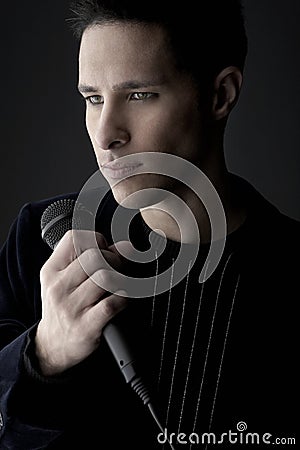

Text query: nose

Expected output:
[93,104,130,150]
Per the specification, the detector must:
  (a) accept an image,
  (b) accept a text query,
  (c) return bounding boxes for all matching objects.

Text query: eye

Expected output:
[85,95,103,105]
[129,92,156,101]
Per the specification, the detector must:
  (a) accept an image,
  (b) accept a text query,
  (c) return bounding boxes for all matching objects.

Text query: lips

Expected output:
[101,161,143,179]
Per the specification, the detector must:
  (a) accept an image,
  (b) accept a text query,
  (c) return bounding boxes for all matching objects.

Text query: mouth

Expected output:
[101,161,143,180]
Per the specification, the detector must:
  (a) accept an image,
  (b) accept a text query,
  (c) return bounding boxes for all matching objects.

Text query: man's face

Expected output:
[78,23,208,207]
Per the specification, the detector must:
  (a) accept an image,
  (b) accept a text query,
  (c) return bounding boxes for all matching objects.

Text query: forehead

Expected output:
[78,23,176,85]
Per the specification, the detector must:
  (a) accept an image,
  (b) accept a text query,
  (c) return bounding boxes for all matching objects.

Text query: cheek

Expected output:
[85,111,96,141]
[85,112,103,163]
[138,105,203,159]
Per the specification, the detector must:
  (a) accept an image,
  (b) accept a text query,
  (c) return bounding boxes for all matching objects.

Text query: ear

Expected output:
[211,66,243,120]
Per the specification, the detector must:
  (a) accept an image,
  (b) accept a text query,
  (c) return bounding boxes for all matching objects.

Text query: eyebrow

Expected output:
[77,79,165,94]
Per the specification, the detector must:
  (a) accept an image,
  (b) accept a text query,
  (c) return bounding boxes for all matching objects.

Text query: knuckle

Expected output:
[40,264,48,283]
[47,276,65,300]
[92,269,112,289]
[80,247,102,272]
[40,261,54,285]
[55,230,74,252]
[85,247,101,261]
[72,230,94,255]
[100,299,118,320]
[63,229,74,243]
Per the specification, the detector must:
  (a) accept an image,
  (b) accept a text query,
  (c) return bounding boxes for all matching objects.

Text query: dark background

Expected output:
[0,1,299,246]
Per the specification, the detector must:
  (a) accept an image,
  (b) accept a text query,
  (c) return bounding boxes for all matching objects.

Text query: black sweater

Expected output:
[0,175,299,449]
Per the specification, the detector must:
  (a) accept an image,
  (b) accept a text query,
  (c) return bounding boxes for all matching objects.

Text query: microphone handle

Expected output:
[102,318,138,384]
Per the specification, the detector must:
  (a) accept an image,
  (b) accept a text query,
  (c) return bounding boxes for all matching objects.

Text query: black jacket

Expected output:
[0,176,299,449]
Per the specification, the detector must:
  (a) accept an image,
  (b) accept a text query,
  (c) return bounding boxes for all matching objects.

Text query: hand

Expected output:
[35,230,130,376]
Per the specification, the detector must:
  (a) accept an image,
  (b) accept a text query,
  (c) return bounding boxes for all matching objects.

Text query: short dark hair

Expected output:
[68,0,248,84]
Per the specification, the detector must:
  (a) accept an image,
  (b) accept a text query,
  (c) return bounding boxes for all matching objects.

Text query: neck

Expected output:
[140,153,247,244]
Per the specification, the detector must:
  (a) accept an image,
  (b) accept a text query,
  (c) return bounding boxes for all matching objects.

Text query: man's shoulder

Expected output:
[233,174,300,239]
[256,195,300,245]
[275,210,300,233]
[11,192,78,241]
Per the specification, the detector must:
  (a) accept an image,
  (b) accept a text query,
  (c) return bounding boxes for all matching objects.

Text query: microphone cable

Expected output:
[130,377,176,450]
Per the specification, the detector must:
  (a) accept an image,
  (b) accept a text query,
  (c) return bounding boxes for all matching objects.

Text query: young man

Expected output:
[0,1,298,448]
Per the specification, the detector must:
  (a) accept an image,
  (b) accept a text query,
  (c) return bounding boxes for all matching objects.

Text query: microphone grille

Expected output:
[41,198,75,250]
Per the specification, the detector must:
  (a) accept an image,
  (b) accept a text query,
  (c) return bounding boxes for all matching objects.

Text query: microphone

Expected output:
[40,198,143,385]
[40,198,175,449]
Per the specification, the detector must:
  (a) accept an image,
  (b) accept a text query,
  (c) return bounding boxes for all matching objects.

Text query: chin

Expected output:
[110,176,169,210]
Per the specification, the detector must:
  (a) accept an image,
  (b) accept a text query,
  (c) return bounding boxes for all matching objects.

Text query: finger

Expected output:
[89,267,127,295]
[74,268,127,310]
[42,237,122,295]
[46,230,108,272]
[72,230,108,257]
[69,277,107,312]
[63,247,121,290]
[85,291,129,330]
